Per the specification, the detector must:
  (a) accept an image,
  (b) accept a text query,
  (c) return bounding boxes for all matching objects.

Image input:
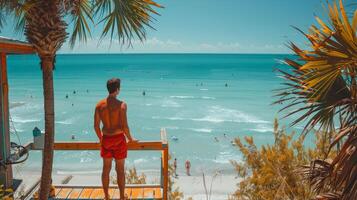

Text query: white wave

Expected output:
[201,96,216,100]
[164,126,179,130]
[12,116,40,123]
[200,88,209,91]
[57,170,101,175]
[188,128,212,133]
[10,102,26,109]
[170,95,195,99]
[145,103,152,106]
[134,158,148,164]
[56,119,73,125]
[152,106,269,124]
[213,153,241,164]
[249,124,273,133]
[161,99,181,108]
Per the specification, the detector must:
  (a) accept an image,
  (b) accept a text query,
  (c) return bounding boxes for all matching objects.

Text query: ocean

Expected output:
[7,54,297,176]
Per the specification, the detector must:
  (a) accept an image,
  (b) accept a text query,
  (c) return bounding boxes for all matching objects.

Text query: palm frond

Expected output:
[276,0,357,199]
[64,0,93,48]
[94,0,163,45]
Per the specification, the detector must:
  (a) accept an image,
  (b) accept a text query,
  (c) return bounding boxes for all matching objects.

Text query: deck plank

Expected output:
[125,188,132,199]
[55,188,62,197]
[108,188,115,197]
[111,188,119,199]
[56,188,72,199]
[143,188,162,198]
[78,188,93,199]
[89,188,104,199]
[51,186,162,199]
[67,188,83,199]
[130,188,143,199]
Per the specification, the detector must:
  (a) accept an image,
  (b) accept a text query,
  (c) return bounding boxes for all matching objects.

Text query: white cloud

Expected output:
[59,37,288,54]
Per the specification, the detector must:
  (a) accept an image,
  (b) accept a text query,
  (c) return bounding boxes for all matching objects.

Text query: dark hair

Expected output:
[107,78,121,94]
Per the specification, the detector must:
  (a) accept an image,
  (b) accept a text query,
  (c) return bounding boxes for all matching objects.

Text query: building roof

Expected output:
[0,36,35,54]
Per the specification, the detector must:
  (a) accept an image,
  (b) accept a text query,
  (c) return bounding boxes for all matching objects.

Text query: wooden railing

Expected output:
[26,129,169,200]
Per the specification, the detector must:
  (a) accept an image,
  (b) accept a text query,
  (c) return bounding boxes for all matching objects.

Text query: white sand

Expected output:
[173,174,238,200]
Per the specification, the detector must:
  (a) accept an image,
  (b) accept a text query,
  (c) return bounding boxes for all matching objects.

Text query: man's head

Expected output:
[107,78,121,95]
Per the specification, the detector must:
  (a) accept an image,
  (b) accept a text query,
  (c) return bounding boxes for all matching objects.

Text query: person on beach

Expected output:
[174,158,178,177]
[94,78,138,200]
[185,160,191,176]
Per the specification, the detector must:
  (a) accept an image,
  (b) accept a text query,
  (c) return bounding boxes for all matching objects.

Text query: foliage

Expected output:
[0,185,13,200]
[111,167,146,184]
[229,119,336,200]
[275,0,356,199]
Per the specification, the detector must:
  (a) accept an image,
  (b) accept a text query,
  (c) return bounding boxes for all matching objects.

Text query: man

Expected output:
[173,158,178,177]
[94,78,137,200]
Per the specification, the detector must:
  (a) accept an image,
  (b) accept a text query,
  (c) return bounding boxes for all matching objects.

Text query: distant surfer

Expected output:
[73,90,76,94]
[66,94,68,99]
[225,83,228,87]
[231,140,236,146]
[142,90,146,96]
[171,136,178,141]
[185,160,191,176]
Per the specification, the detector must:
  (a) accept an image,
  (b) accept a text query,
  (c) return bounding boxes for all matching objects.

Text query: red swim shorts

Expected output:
[101,134,127,160]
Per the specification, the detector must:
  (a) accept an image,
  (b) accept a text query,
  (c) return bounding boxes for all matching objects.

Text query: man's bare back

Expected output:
[94,97,129,137]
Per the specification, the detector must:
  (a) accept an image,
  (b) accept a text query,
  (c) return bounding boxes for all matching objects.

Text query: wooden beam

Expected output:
[0,42,35,54]
[162,146,169,200]
[0,52,12,188]
[29,141,166,151]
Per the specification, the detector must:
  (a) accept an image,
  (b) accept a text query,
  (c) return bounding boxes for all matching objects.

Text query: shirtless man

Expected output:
[94,78,137,200]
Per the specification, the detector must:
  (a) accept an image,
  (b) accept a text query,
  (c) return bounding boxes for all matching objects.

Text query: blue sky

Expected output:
[1,0,353,53]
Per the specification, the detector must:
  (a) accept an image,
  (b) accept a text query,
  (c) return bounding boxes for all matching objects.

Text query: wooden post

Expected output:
[0,52,12,188]
[160,128,168,200]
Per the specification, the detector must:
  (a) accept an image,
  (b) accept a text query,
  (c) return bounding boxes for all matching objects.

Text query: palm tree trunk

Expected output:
[39,56,55,200]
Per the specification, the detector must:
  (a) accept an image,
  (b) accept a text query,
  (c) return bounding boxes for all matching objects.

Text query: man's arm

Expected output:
[94,106,102,142]
[121,102,136,142]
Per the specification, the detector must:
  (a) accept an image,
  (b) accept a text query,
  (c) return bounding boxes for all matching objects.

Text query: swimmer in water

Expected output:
[214,137,219,142]
[225,83,228,87]
[73,90,76,94]
[71,134,75,140]
[142,90,146,96]
[66,94,69,99]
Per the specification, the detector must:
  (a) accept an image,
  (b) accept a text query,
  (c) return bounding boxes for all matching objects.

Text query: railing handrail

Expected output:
[29,141,167,151]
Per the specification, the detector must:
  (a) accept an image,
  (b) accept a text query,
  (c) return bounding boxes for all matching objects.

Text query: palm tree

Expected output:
[275,0,356,199]
[0,1,162,199]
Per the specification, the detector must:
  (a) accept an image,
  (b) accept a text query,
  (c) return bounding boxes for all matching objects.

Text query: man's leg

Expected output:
[102,158,112,200]
[115,159,125,200]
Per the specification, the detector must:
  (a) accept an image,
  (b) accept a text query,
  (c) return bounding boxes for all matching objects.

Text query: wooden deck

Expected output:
[31,185,162,200]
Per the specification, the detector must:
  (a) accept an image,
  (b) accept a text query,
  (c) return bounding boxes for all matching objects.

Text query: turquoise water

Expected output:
[7,54,295,175]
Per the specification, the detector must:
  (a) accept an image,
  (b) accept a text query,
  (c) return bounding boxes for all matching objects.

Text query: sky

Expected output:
[0,0,354,53]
